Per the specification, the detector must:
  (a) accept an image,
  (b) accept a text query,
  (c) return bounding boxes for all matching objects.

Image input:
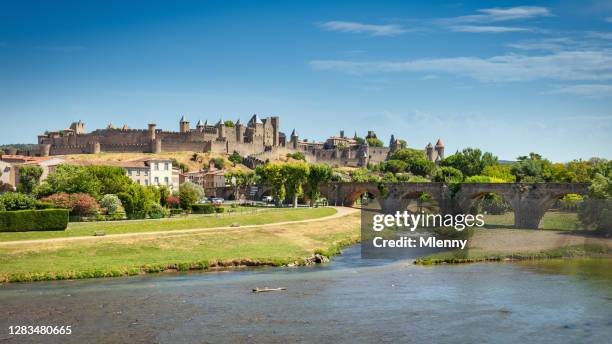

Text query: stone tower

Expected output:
[148,123,157,141]
[290,129,299,149]
[235,119,244,143]
[435,139,445,160]
[196,120,205,132]
[70,120,85,135]
[270,116,280,146]
[179,116,190,133]
[216,119,225,139]
[426,142,434,161]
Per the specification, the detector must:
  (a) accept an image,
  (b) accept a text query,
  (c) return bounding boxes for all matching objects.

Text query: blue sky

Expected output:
[1,0,611,162]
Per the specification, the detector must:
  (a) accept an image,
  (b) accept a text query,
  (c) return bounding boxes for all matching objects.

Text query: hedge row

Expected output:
[0,209,69,232]
[191,204,225,214]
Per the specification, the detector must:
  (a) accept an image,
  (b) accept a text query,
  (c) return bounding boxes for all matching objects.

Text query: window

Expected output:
[154,163,159,171]
[164,177,169,185]
[154,177,159,185]
[137,169,140,176]
[145,179,149,186]
[164,162,169,170]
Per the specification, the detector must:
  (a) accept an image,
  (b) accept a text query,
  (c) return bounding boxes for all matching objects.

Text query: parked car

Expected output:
[262,196,273,203]
[211,198,224,205]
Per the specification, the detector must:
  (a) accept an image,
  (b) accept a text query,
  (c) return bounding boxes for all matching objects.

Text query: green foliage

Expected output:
[559,194,583,211]
[158,185,171,207]
[473,193,512,215]
[388,148,434,176]
[463,175,506,183]
[211,157,225,169]
[383,159,408,174]
[256,163,287,205]
[228,151,244,165]
[482,164,516,182]
[0,192,37,211]
[578,173,612,235]
[282,162,310,207]
[171,158,189,173]
[440,148,498,177]
[148,203,169,219]
[366,137,384,147]
[191,203,216,214]
[0,209,69,232]
[224,120,235,127]
[99,194,125,215]
[349,168,380,183]
[511,153,553,182]
[286,152,306,161]
[117,184,159,215]
[307,164,332,206]
[408,176,430,183]
[17,165,43,194]
[84,165,133,195]
[432,166,463,183]
[354,137,365,145]
[40,164,101,198]
[179,181,205,210]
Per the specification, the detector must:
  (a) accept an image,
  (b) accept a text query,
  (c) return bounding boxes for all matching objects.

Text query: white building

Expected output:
[121,158,180,191]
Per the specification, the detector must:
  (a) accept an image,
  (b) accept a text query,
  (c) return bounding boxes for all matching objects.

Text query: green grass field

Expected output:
[0,207,337,242]
[484,211,581,231]
[0,210,360,283]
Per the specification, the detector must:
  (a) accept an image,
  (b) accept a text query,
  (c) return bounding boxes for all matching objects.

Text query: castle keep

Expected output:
[37,115,444,168]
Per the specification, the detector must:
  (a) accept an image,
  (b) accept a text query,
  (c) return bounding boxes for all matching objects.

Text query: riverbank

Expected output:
[415,228,612,264]
[0,208,360,283]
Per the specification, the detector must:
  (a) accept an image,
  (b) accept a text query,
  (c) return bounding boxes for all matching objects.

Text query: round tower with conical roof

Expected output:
[179,115,190,133]
[435,139,445,160]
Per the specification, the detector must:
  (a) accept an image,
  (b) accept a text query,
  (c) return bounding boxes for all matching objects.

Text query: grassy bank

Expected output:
[0,211,360,283]
[415,244,612,265]
[0,207,336,242]
[484,211,580,231]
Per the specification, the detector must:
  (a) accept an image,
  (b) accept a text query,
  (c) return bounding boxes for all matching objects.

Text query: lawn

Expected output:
[0,207,337,242]
[0,211,360,283]
[483,211,581,230]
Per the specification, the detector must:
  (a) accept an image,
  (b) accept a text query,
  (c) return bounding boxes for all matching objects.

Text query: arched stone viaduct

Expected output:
[319,182,590,229]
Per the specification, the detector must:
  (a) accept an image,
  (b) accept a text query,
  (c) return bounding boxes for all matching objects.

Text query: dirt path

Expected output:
[469,229,612,253]
[0,207,360,247]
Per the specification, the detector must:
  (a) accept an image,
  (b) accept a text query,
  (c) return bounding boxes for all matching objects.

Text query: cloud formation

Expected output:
[545,84,612,97]
[449,6,551,23]
[318,21,408,36]
[310,50,612,82]
[450,25,531,33]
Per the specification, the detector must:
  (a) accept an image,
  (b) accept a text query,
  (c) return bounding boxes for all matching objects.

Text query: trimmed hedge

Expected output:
[191,203,215,214]
[0,209,69,232]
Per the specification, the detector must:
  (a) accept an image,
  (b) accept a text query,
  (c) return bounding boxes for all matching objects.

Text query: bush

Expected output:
[0,192,37,211]
[214,206,225,213]
[148,203,169,219]
[191,203,215,214]
[179,182,205,210]
[165,196,181,209]
[40,193,100,216]
[0,209,69,232]
[99,194,125,215]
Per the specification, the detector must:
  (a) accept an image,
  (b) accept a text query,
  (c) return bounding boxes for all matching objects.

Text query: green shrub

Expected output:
[214,206,225,213]
[191,203,215,214]
[148,203,169,219]
[0,209,69,232]
[0,192,37,211]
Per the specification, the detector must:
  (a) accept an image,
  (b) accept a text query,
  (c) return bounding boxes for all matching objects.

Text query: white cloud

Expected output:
[449,6,551,23]
[586,31,612,39]
[318,21,408,36]
[450,25,531,33]
[309,50,612,82]
[545,84,612,97]
[506,37,576,51]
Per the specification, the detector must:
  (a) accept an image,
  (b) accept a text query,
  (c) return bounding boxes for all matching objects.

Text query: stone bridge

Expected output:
[319,182,590,229]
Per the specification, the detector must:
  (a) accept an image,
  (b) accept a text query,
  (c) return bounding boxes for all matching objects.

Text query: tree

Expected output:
[224,120,235,127]
[171,158,189,173]
[389,148,434,177]
[511,153,553,182]
[178,181,204,210]
[578,173,612,235]
[118,184,159,216]
[440,148,497,178]
[0,192,37,210]
[383,160,408,174]
[307,164,332,206]
[432,166,463,183]
[349,168,380,183]
[158,185,171,207]
[228,151,243,165]
[17,165,43,194]
[256,163,287,206]
[366,137,384,147]
[282,162,310,208]
[42,164,101,198]
[482,164,516,182]
[99,194,125,215]
[286,152,306,161]
[84,165,133,195]
[226,170,256,200]
[211,157,225,170]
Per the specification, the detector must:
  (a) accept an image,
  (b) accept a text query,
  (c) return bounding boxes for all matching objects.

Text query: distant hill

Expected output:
[498,160,516,165]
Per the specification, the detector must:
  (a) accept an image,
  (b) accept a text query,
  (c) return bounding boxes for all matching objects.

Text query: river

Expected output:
[1,246,611,344]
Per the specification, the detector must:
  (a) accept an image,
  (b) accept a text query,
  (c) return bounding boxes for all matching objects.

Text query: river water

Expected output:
[1,246,611,344]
